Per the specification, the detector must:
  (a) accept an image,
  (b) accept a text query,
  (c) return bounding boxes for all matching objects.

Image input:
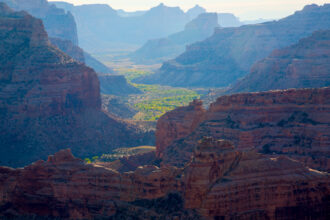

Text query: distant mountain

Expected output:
[242,18,274,25]
[229,30,330,93]
[117,9,146,17]
[130,13,219,64]
[53,2,206,54]
[50,37,114,74]
[135,4,330,88]
[1,0,113,74]
[218,13,242,27]
[0,3,152,167]
[186,4,206,20]
[0,0,78,45]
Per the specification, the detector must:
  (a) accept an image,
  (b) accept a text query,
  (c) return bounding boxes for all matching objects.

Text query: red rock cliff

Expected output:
[156,99,205,158]
[183,137,329,219]
[0,3,153,167]
[157,87,330,172]
[0,140,328,219]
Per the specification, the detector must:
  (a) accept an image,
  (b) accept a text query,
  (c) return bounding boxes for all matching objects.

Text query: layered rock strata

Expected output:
[0,3,152,167]
[0,139,328,219]
[229,30,330,93]
[157,87,330,172]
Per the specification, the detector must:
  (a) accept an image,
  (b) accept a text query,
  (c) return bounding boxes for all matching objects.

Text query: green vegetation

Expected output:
[104,69,201,121]
[99,146,155,162]
[129,84,200,121]
[118,69,152,81]
[84,146,155,163]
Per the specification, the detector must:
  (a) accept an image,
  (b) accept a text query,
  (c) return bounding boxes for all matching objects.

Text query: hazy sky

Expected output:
[49,0,330,20]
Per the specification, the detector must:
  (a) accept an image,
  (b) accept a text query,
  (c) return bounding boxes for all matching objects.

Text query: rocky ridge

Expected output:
[0,3,152,167]
[229,30,330,93]
[157,87,330,172]
[0,138,328,219]
[131,13,219,64]
[138,4,330,88]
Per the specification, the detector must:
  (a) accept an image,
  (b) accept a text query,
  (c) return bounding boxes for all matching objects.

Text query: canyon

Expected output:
[131,13,219,64]
[137,4,330,88]
[157,87,330,172]
[0,3,152,167]
[0,138,328,219]
[0,0,329,219]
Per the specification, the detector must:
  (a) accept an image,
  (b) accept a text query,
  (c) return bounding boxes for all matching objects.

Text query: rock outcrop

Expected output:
[0,3,152,167]
[155,100,206,157]
[0,149,186,219]
[1,0,78,45]
[0,139,328,219]
[157,87,330,172]
[138,4,330,88]
[229,30,330,93]
[183,138,329,219]
[131,13,219,64]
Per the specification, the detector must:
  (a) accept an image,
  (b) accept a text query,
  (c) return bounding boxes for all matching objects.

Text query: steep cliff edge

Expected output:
[0,3,152,167]
[229,30,330,93]
[183,138,329,219]
[157,87,330,172]
[0,139,328,219]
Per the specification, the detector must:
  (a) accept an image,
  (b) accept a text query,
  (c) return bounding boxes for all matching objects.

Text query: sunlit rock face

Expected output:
[157,87,330,172]
[156,99,206,158]
[0,140,328,219]
[0,3,153,168]
[230,30,330,93]
[182,138,329,219]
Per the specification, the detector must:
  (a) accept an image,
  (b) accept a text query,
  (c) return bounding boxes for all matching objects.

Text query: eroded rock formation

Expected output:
[0,3,152,167]
[183,138,329,219]
[157,87,330,172]
[229,30,330,93]
[156,99,206,157]
[0,139,328,219]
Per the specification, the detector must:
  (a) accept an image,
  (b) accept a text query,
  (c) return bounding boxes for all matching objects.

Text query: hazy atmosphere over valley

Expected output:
[0,0,329,219]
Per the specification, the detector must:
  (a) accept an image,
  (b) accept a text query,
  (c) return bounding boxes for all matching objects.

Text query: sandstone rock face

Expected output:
[139,4,330,88]
[230,30,330,93]
[183,138,329,219]
[157,87,330,172]
[0,4,153,167]
[0,149,184,219]
[1,0,78,45]
[0,4,100,116]
[0,140,328,219]
[156,99,206,158]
